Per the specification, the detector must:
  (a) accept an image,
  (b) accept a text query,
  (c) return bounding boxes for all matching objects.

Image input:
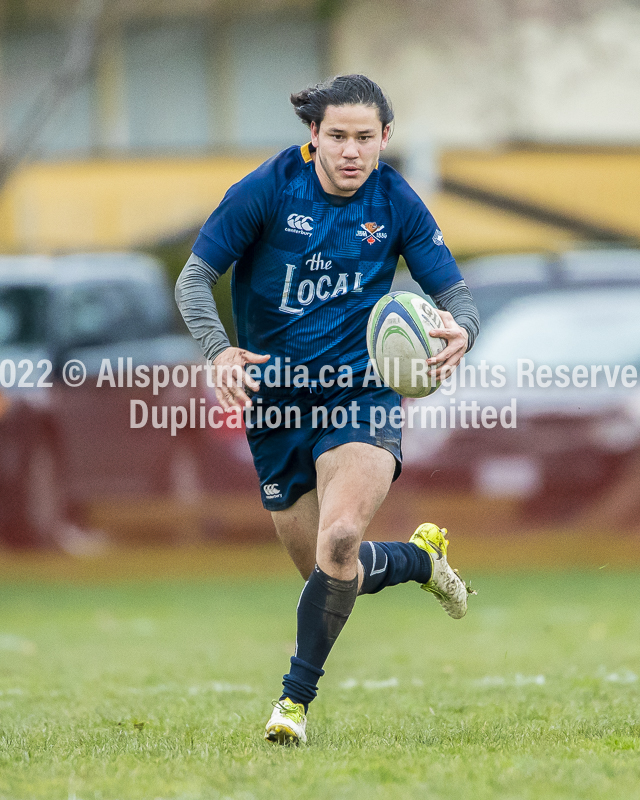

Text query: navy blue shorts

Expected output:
[244,383,403,511]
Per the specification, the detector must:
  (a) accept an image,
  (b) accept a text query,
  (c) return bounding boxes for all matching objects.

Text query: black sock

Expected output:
[281,565,358,709]
[358,540,432,595]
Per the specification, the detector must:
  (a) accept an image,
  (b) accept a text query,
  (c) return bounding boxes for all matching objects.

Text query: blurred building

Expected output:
[0,0,639,255]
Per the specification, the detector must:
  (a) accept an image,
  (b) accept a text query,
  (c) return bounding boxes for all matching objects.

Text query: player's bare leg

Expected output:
[271,490,319,580]
[271,444,394,581]
[272,486,371,589]
[315,442,395,580]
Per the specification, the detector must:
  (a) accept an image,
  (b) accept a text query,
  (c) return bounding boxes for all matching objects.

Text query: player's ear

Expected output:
[310,121,320,147]
[380,125,391,151]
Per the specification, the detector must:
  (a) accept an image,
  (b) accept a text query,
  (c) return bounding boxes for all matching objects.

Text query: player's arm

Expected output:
[175,253,268,410]
[390,173,479,378]
[429,281,480,380]
[175,164,278,408]
[403,245,480,379]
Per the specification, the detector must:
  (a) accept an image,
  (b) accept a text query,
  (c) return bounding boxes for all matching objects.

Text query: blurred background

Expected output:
[1,0,640,566]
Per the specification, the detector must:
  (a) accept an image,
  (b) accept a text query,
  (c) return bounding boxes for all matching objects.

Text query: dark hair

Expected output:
[290,74,394,130]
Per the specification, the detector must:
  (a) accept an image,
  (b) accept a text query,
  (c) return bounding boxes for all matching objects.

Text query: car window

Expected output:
[64,285,113,344]
[58,280,173,346]
[60,283,141,346]
[463,254,549,287]
[561,250,640,282]
[0,287,47,345]
[468,287,640,368]
[463,255,549,322]
[470,284,550,323]
[124,280,174,336]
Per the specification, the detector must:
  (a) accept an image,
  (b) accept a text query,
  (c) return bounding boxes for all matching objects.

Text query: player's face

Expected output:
[310,104,390,197]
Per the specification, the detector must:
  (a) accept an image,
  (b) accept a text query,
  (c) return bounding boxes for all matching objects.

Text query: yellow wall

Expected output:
[429,194,577,257]
[441,149,640,242]
[1,149,638,256]
[0,155,268,253]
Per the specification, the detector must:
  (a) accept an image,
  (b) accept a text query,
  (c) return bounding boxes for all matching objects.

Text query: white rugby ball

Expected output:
[366,291,447,397]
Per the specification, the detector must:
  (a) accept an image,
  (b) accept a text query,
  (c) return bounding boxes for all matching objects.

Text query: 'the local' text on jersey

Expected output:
[279,263,363,315]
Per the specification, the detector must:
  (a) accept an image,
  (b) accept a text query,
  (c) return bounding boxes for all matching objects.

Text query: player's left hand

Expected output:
[426,310,469,381]
[211,346,270,410]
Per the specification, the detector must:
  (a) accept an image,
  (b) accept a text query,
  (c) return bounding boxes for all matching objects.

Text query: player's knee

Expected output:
[323,521,361,567]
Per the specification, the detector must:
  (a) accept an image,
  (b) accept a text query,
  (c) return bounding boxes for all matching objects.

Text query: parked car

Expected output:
[464,248,640,322]
[0,253,254,548]
[399,249,640,521]
[394,248,640,320]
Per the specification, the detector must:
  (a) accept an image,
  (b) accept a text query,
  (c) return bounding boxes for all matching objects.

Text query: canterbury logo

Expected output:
[263,483,281,497]
[286,214,313,232]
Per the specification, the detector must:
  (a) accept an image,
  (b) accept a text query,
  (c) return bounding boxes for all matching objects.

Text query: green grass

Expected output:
[1,571,639,799]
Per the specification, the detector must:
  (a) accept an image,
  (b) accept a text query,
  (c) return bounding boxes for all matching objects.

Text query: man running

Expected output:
[176,74,479,745]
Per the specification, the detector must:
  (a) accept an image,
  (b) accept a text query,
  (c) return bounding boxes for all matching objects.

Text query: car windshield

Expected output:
[469,287,640,368]
[561,249,640,282]
[0,287,47,346]
[470,284,549,323]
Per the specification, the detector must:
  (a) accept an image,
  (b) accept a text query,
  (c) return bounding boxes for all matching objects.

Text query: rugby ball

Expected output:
[366,291,447,397]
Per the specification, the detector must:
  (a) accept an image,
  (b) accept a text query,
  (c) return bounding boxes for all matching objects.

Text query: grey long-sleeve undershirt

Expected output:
[175,253,480,362]
[431,280,480,350]
[175,253,230,362]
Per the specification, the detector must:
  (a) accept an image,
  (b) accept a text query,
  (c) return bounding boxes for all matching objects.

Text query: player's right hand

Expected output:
[211,347,270,410]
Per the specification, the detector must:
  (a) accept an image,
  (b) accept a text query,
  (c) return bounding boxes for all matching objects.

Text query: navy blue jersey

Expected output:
[192,143,461,380]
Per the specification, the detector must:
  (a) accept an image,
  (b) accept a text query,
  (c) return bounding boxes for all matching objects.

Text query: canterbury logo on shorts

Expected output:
[263,483,282,498]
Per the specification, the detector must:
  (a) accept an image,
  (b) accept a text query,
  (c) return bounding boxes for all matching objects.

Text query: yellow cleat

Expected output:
[410,523,476,619]
[264,697,307,745]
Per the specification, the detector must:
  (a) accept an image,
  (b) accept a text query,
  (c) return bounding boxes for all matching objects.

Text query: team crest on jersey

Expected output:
[356,222,387,245]
[432,228,444,246]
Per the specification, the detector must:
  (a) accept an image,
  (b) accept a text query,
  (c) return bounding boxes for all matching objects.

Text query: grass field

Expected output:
[1,565,639,800]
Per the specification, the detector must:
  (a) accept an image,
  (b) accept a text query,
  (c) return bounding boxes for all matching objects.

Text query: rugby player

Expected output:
[176,74,479,745]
